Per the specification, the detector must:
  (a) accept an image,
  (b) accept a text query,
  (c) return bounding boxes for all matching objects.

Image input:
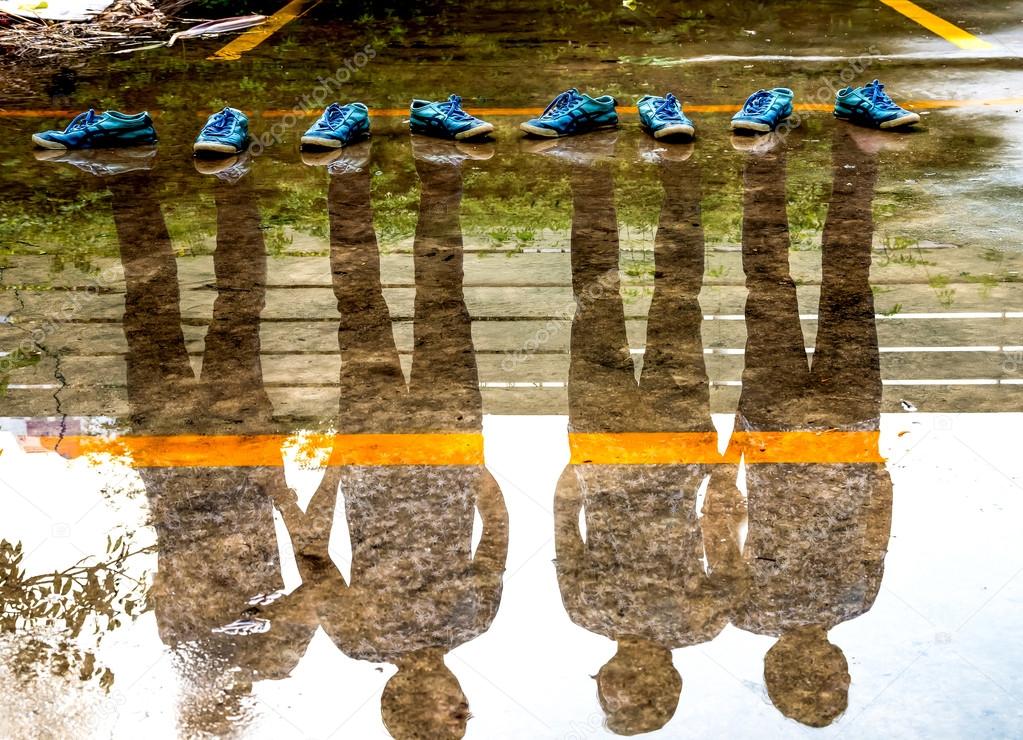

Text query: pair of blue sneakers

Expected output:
[729,80,919,133]
[299,96,492,148]
[31,106,254,155]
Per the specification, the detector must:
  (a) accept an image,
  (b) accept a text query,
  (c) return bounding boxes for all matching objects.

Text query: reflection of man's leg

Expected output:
[642,161,710,432]
[737,147,809,430]
[199,177,273,430]
[329,165,407,433]
[567,164,637,433]
[811,130,881,427]
[110,175,194,428]
[406,158,480,433]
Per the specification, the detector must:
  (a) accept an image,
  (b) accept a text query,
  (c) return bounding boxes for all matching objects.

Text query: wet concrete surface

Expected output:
[2,1,1023,738]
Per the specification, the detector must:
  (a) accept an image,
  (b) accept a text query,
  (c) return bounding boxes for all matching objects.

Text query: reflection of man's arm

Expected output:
[553,465,586,609]
[472,468,509,627]
[862,467,894,605]
[269,465,347,586]
[701,462,747,582]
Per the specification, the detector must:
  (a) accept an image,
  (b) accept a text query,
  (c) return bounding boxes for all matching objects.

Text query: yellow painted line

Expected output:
[33,432,484,467]
[880,0,994,50]
[207,0,309,61]
[8,98,1023,120]
[569,431,884,465]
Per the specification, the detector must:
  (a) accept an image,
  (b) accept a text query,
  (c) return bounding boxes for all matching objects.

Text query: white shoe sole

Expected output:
[880,112,921,128]
[193,141,242,154]
[653,123,695,139]
[730,119,772,133]
[519,122,619,138]
[519,122,559,137]
[32,135,67,150]
[454,122,495,140]
[300,135,343,149]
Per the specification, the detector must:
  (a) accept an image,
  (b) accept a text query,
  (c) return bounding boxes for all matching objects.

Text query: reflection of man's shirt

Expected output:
[731,416,892,636]
[557,464,731,648]
[145,466,284,646]
[320,465,500,663]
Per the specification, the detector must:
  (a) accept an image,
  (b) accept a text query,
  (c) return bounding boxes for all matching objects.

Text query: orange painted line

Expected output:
[569,431,883,465]
[7,98,1023,120]
[34,433,484,467]
[570,432,724,465]
[325,433,483,466]
[731,431,885,464]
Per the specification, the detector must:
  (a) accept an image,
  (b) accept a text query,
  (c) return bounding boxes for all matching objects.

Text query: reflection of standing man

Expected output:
[111,162,314,735]
[728,128,894,728]
[299,139,508,740]
[550,138,742,736]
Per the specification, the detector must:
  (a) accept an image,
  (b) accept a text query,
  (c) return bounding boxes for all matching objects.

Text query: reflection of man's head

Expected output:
[764,626,850,727]
[596,638,682,735]
[382,648,470,740]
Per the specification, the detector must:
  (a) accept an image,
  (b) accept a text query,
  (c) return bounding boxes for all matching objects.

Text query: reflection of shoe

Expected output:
[193,150,251,183]
[301,139,372,174]
[301,102,370,148]
[835,79,920,129]
[411,135,494,165]
[33,145,158,176]
[844,124,911,154]
[638,136,694,163]
[730,131,782,155]
[731,88,793,133]
[409,95,494,140]
[638,93,695,139]
[193,107,249,155]
[520,130,617,166]
[520,88,618,137]
[31,109,157,150]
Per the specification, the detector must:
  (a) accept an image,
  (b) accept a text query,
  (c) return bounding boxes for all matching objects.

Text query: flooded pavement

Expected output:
[2,1,1023,738]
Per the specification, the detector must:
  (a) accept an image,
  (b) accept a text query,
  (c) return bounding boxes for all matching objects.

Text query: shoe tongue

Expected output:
[67,108,98,131]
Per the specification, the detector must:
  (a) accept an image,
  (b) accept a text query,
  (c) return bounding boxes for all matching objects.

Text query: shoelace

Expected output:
[863,80,899,110]
[323,103,351,128]
[439,95,474,121]
[205,108,235,134]
[541,89,582,119]
[64,109,98,132]
[741,90,773,115]
[653,93,683,121]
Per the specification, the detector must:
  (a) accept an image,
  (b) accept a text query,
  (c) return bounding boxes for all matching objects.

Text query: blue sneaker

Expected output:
[31,109,157,150]
[193,107,249,155]
[520,89,618,138]
[637,93,695,139]
[301,102,370,149]
[835,80,920,129]
[409,95,494,140]
[731,88,794,133]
